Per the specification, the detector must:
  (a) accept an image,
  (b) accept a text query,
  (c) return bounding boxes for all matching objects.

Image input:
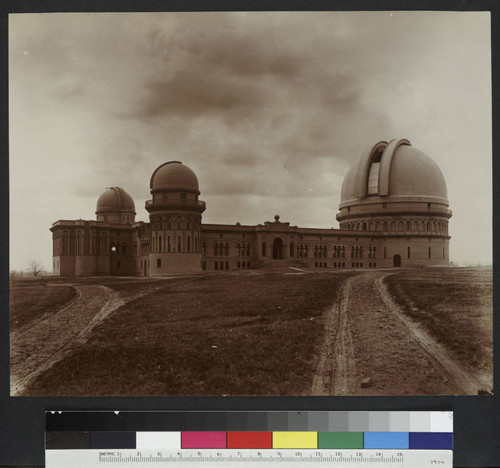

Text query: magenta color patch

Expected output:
[181,432,227,448]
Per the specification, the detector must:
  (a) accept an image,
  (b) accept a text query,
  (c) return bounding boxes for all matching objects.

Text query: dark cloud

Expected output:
[132,69,268,118]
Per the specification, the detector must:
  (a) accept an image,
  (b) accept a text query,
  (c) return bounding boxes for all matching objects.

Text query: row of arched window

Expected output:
[213,242,230,257]
[313,245,328,258]
[150,234,197,254]
[342,219,448,234]
[237,243,251,257]
[332,245,346,258]
[350,246,363,258]
[297,244,309,258]
[149,214,200,230]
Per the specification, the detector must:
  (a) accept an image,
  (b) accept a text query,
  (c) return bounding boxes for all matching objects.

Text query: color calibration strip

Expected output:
[46,430,453,450]
[45,411,453,451]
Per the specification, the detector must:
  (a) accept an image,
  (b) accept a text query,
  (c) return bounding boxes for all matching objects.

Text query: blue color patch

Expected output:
[364,432,409,449]
[409,432,453,449]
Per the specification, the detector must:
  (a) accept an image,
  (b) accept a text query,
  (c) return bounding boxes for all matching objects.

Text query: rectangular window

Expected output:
[157,259,161,268]
[237,262,241,268]
[225,262,229,270]
[215,262,219,270]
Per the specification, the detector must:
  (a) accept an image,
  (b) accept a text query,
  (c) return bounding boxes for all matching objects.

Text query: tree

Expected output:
[27,260,45,277]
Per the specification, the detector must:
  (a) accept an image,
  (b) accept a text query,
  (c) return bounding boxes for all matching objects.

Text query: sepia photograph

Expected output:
[9,11,492,396]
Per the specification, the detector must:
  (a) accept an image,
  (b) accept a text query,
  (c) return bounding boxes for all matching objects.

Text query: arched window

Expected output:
[224,243,229,256]
[383,222,388,232]
[429,246,431,259]
[363,223,367,231]
[158,236,162,252]
[237,243,241,257]
[406,221,411,232]
[177,236,181,252]
[246,243,250,257]
[262,242,267,257]
[290,242,294,257]
[202,242,207,256]
[427,221,431,231]
[408,246,411,258]
[187,236,191,253]
[168,236,171,252]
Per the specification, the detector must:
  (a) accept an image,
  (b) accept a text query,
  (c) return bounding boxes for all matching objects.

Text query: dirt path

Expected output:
[312,270,484,395]
[10,285,128,395]
[311,276,356,395]
[375,276,489,395]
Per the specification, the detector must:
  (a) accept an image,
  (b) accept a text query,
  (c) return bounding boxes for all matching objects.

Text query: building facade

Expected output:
[51,139,452,276]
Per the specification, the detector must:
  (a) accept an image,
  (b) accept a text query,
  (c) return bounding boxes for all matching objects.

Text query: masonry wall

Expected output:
[148,253,203,275]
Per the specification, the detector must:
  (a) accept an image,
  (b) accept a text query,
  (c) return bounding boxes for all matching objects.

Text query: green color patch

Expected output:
[318,432,364,449]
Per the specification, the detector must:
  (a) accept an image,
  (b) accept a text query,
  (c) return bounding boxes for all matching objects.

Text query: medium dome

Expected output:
[340,139,448,205]
[150,161,199,193]
[96,187,135,214]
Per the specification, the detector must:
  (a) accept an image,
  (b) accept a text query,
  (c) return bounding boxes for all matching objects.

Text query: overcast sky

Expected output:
[9,11,491,270]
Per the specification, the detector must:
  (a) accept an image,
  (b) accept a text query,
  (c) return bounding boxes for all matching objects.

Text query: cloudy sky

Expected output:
[9,11,491,270]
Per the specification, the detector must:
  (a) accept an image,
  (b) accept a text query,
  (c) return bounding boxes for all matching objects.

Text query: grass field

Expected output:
[10,279,77,331]
[385,267,493,372]
[22,272,354,396]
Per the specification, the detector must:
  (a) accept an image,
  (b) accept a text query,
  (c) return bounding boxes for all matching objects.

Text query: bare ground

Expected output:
[10,283,152,395]
[312,270,491,395]
[11,269,491,396]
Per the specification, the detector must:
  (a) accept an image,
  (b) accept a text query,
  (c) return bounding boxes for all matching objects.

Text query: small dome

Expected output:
[150,161,199,193]
[340,139,448,204]
[96,187,135,214]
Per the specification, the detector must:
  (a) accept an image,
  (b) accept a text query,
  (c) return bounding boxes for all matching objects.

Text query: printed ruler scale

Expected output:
[46,411,453,468]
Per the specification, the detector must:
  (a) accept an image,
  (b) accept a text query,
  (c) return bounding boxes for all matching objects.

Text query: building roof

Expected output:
[340,139,448,204]
[95,187,136,214]
[150,161,200,193]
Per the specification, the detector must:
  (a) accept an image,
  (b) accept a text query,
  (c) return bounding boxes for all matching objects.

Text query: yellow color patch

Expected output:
[272,432,318,448]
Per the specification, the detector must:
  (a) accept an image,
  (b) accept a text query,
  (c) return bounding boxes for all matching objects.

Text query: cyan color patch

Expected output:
[364,432,409,449]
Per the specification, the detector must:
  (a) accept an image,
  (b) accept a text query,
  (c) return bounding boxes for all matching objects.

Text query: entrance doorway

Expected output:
[272,238,284,260]
[393,254,401,267]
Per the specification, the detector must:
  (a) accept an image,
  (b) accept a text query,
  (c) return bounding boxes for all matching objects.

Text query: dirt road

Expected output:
[312,270,486,395]
[10,285,126,395]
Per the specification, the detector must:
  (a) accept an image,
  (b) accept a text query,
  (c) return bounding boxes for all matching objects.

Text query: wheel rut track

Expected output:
[375,275,489,395]
[311,275,356,395]
[10,284,146,396]
[312,271,488,395]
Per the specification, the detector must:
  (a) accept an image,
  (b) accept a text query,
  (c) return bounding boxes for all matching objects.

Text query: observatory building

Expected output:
[51,139,452,276]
